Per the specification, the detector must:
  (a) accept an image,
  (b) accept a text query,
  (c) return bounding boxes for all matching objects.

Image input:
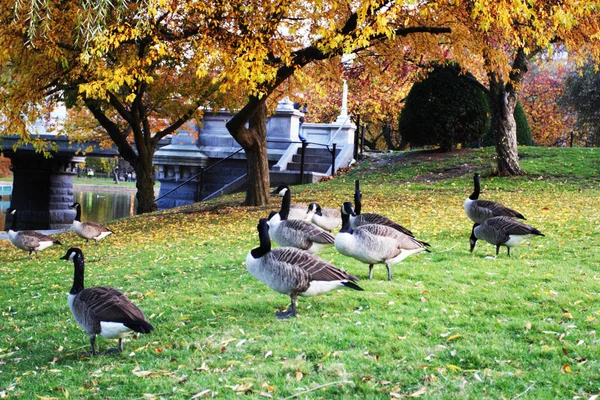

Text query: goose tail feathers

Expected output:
[342,281,364,291]
[126,320,154,334]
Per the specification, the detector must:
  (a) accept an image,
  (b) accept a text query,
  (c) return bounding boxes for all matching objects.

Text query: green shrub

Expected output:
[399,63,490,152]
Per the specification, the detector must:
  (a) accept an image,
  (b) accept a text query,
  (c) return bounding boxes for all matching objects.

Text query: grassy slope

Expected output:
[1,147,599,399]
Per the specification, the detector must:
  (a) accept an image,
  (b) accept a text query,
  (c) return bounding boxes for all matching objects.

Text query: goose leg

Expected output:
[276,294,298,319]
[28,251,33,260]
[386,264,392,281]
[507,246,511,257]
[496,245,500,256]
[368,265,374,280]
[89,335,97,356]
[106,338,123,354]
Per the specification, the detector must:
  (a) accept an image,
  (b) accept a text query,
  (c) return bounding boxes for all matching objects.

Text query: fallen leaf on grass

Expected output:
[561,364,571,374]
[228,383,253,393]
[132,366,153,377]
[296,370,303,381]
[190,389,211,399]
[390,386,427,398]
[446,334,462,342]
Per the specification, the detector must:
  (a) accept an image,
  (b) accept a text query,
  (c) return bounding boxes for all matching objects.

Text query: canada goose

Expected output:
[271,184,307,220]
[464,173,525,224]
[61,248,154,355]
[70,202,113,244]
[246,218,363,318]
[335,202,430,281]
[268,185,335,253]
[469,216,544,256]
[306,203,342,231]
[5,208,61,259]
[352,180,415,237]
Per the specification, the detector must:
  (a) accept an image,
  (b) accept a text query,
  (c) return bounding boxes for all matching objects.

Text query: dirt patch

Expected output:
[364,149,481,183]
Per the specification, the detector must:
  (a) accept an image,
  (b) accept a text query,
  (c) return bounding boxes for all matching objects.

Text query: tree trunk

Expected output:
[130,141,158,214]
[226,99,271,206]
[244,103,271,206]
[489,79,524,176]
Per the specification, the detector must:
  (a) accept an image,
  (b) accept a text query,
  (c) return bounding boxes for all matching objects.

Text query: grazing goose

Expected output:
[61,248,154,355]
[268,185,335,254]
[246,218,363,318]
[352,180,415,237]
[335,202,430,281]
[306,203,342,231]
[5,208,61,259]
[70,202,113,244]
[469,216,544,257]
[464,173,525,224]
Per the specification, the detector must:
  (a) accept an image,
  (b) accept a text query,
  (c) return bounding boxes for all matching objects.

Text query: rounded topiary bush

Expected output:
[399,63,490,152]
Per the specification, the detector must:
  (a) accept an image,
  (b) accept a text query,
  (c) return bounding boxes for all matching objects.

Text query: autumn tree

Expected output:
[448,1,600,175]
[1,1,232,213]
[520,58,577,146]
[560,61,600,146]
[1,0,454,209]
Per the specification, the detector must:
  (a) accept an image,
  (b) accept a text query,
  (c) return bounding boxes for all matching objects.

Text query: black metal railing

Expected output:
[154,147,244,203]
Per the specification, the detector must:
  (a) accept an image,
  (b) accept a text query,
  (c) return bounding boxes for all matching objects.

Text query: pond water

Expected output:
[1,189,137,231]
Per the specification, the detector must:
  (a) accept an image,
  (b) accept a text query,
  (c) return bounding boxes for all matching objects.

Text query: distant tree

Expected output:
[0,157,11,177]
[520,60,577,146]
[559,62,600,147]
[399,63,490,152]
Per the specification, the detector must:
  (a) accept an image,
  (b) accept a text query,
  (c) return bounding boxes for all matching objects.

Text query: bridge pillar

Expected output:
[5,152,83,230]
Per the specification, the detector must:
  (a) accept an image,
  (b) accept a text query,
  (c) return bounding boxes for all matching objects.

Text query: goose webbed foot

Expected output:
[105,338,124,354]
[368,264,374,280]
[276,295,297,319]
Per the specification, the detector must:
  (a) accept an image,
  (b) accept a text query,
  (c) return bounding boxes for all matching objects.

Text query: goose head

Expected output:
[341,202,356,217]
[307,203,321,215]
[61,247,85,263]
[70,202,81,209]
[270,185,290,197]
[469,224,480,252]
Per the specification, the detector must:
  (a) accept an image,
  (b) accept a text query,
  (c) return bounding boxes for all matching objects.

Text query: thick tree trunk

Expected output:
[134,155,158,214]
[129,140,158,214]
[226,100,270,206]
[487,50,527,176]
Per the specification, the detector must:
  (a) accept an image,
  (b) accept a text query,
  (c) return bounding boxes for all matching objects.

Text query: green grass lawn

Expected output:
[1,146,599,399]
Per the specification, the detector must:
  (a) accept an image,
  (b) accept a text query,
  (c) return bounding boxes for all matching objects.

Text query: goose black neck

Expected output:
[9,211,17,231]
[354,191,362,215]
[251,219,272,258]
[279,189,291,220]
[74,204,82,222]
[70,256,85,295]
[340,210,353,234]
[469,174,480,200]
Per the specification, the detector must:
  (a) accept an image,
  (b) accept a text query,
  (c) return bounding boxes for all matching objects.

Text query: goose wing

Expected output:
[283,220,335,244]
[82,221,112,234]
[360,224,428,250]
[19,231,61,247]
[77,287,147,324]
[356,213,414,236]
[475,200,525,219]
[273,247,358,282]
[487,216,542,236]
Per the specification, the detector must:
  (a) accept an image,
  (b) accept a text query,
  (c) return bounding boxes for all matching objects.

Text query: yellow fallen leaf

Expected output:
[296,370,303,381]
[132,366,153,378]
[446,334,463,342]
[561,364,571,374]
[563,313,573,319]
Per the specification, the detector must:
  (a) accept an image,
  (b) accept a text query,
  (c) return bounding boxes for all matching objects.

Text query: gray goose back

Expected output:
[464,173,525,224]
[470,216,544,256]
